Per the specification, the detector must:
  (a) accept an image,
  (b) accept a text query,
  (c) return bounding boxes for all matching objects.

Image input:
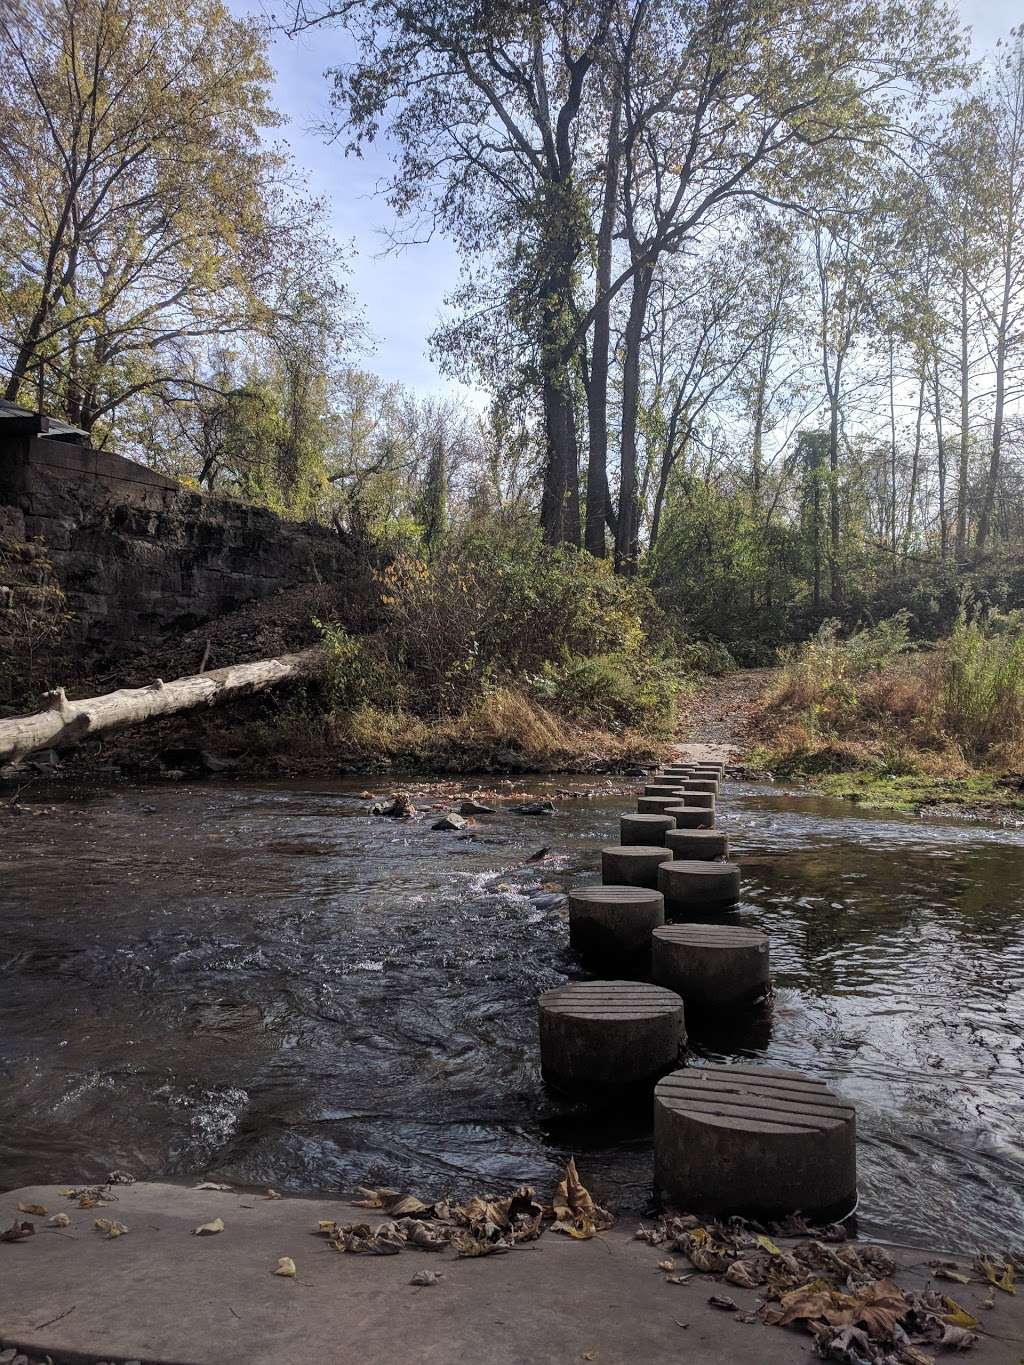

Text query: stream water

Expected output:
[1,775,1022,1251]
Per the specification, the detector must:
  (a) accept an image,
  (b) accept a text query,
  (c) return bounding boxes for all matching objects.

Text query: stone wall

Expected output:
[0,431,360,666]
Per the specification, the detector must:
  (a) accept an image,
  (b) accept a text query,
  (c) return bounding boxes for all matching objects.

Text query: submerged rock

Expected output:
[431,812,467,831]
[459,799,496,815]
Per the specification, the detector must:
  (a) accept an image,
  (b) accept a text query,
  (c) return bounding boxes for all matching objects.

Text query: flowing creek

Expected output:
[1,775,1023,1251]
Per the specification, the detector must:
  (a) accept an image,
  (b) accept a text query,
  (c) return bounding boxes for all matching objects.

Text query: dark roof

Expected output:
[0,398,90,443]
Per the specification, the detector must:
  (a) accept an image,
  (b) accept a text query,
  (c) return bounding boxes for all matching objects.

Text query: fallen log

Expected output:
[0,646,325,764]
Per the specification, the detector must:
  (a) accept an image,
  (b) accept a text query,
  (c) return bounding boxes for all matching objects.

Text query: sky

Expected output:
[238,0,1020,400]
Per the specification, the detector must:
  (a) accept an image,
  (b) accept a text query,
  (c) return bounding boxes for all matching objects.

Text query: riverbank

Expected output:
[3,1182,1021,1365]
[740,624,1024,820]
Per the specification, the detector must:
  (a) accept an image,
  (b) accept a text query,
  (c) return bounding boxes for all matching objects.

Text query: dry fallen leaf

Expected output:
[273,1255,296,1277]
[94,1218,128,1239]
[193,1217,225,1236]
[17,1202,48,1216]
[264,1188,283,1201]
[47,1213,71,1228]
[656,1258,676,1272]
[194,1182,232,1192]
[410,1269,442,1286]
[708,1294,739,1312]
[551,1158,613,1240]
[1,1219,35,1243]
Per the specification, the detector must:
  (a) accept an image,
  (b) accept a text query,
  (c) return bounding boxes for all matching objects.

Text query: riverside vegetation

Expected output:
[750,611,1024,815]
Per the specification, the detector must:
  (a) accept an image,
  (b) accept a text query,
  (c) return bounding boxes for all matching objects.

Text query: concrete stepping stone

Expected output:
[620,813,675,845]
[658,858,740,910]
[569,885,665,969]
[637,795,688,815]
[654,1064,857,1217]
[665,828,728,859]
[643,783,687,797]
[678,778,718,795]
[663,804,714,830]
[678,791,715,810]
[602,844,672,888]
[539,980,685,1092]
[651,923,769,1007]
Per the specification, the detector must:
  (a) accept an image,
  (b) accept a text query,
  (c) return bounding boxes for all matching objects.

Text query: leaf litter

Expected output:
[317,1159,610,1261]
[634,1213,1021,1363]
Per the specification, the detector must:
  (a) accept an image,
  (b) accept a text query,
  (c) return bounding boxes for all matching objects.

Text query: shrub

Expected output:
[941,617,1024,759]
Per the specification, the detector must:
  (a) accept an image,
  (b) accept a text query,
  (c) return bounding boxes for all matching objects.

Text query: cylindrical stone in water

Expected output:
[652,923,769,1007]
[602,844,672,889]
[638,795,689,815]
[621,813,675,845]
[569,885,664,969]
[665,828,729,859]
[680,791,715,811]
[539,980,685,1093]
[679,778,718,795]
[654,1065,856,1218]
[658,858,740,909]
[663,804,714,830]
[643,784,688,797]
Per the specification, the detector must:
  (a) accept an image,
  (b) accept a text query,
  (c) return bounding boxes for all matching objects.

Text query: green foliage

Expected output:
[942,616,1024,757]
[315,619,403,711]
[535,652,680,735]
[320,527,679,736]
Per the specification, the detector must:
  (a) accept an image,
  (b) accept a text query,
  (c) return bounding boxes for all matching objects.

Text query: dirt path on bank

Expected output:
[671,667,776,765]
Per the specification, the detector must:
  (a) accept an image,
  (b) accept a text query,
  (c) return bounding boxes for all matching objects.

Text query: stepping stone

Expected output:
[654,1064,857,1217]
[602,844,673,888]
[678,778,719,795]
[658,859,740,909]
[663,804,714,830]
[679,791,715,810]
[651,923,769,1007]
[569,885,665,969]
[643,784,688,797]
[620,813,675,845]
[539,980,685,1092]
[637,796,688,816]
[665,828,728,859]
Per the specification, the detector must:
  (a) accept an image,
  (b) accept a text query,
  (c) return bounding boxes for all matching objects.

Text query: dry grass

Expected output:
[754,617,1024,797]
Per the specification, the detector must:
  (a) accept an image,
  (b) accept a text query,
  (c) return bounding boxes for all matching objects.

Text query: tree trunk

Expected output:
[828,378,842,608]
[539,242,582,547]
[0,648,325,764]
[904,363,926,553]
[955,260,970,559]
[585,86,621,558]
[976,266,1013,553]
[933,356,948,559]
[615,262,653,574]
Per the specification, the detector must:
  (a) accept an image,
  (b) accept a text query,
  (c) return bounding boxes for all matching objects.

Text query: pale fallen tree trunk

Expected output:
[0,647,325,764]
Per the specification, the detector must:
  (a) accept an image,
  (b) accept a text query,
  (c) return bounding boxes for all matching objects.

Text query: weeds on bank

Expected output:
[314,530,684,761]
[752,612,1024,810]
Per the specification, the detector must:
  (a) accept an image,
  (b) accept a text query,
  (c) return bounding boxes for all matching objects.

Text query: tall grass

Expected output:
[761,611,1024,774]
[942,618,1024,759]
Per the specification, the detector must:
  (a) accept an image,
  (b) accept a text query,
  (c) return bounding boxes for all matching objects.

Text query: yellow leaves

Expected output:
[931,1262,972,1284]
[47,1212,71,1228]
[756,1234,784,1256]
[192,1217,225,1236]
[551,1157,614,1240]
[976,1255,1016,1294]
[273,1256,296,1277]
[16,1202,47,1217]
[941,1297,980,1329]
[94,1218,128,1238]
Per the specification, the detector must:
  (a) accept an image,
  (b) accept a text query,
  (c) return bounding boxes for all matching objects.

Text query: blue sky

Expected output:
[241,0,1019,398]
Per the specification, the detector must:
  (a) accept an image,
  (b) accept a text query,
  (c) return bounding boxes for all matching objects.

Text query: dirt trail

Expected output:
[671,667,776,765]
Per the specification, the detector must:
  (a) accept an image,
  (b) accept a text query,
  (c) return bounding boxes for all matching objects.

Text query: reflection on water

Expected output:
[1,776,1023,1249]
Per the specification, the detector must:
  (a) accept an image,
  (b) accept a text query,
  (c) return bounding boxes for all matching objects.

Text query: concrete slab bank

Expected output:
[1,1183,1022,1365]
